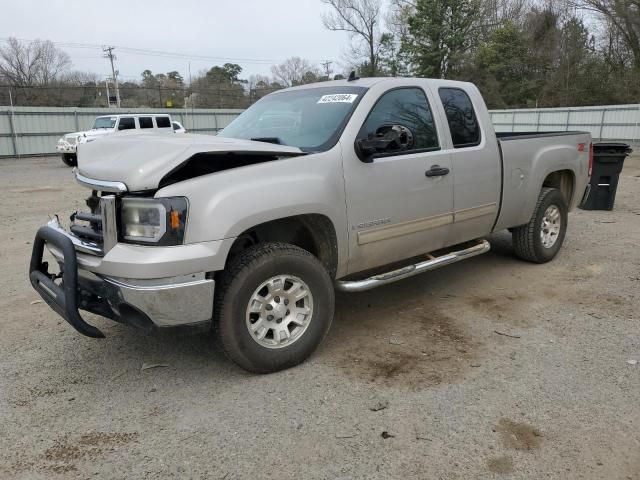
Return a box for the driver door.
[341,86,454,275]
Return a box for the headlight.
[120,197,188,246]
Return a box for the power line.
[0,37,280,65]
[0,83,280,98]
[0,37,330,89]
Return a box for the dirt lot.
[1,153,639,479]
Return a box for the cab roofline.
[269,77,476,94]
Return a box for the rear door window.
[117,117,135,130]
[155,116,171,128]
[438,88,481,148]
[139,117,153,129]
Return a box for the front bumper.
[57,143,77,154]
[29,225,215,337]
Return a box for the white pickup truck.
[31,77,592,373]
[56,114,180,167]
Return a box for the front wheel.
[214,242,335,373]
[61,153,77,167]
[512,187,568,263]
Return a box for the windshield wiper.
[250,137,285,145]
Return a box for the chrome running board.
[335,239,490,293]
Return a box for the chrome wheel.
[540,205,561,248]
[245,275,314,349]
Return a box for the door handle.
[425,165,450,177]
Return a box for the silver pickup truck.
[30,77,592,373]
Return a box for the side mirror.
[355,124,414,162]
[355,137,378,163]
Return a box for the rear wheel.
[214,242,334,373]
[512,187,568,263]
[61,153,77,167]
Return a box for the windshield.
[92,117,117,129]
[219,86,368,152]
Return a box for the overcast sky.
[4,0,352,82]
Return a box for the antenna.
[347,71,360,82]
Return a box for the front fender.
[157,149,349,272]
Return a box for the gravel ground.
[1,153,639,479]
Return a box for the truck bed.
[493,131,591,232]
[496,131,589,140]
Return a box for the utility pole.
[103,46,121,108]
[321,60,333,80]
[105,80,111,108]
[187,61,194,130]
[8,89,19,158]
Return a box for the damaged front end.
[30,223,107,338]
[29,179,215,338]
[29,188,119,337]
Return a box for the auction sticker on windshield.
[317,94,359,104]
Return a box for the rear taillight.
[588,142,594,177]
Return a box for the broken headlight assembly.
[120,197,188,246]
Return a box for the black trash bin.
[580,142,633,211]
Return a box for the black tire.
[214,242,335,373]
[512,187,568,263]
[61,153,77,167]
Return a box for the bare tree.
[321,0,385,76]
[0,37,71,86]
[247,74,282,101]
[387,0,413,39]
[247,74,273,89]
[485,0,534,26]
[573,0,640,67]
[61,70,99,86]
[270,57,320,86]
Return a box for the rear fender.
[495,136,588,231]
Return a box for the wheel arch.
[494,139,585,231]
[224,214,340,279]
[542,169,575,207]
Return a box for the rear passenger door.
[437,87,501,244]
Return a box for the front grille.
[69,194,118,255]
[70,211,104,244]
[65,135,78,145]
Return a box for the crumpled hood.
[76,133,304,191]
